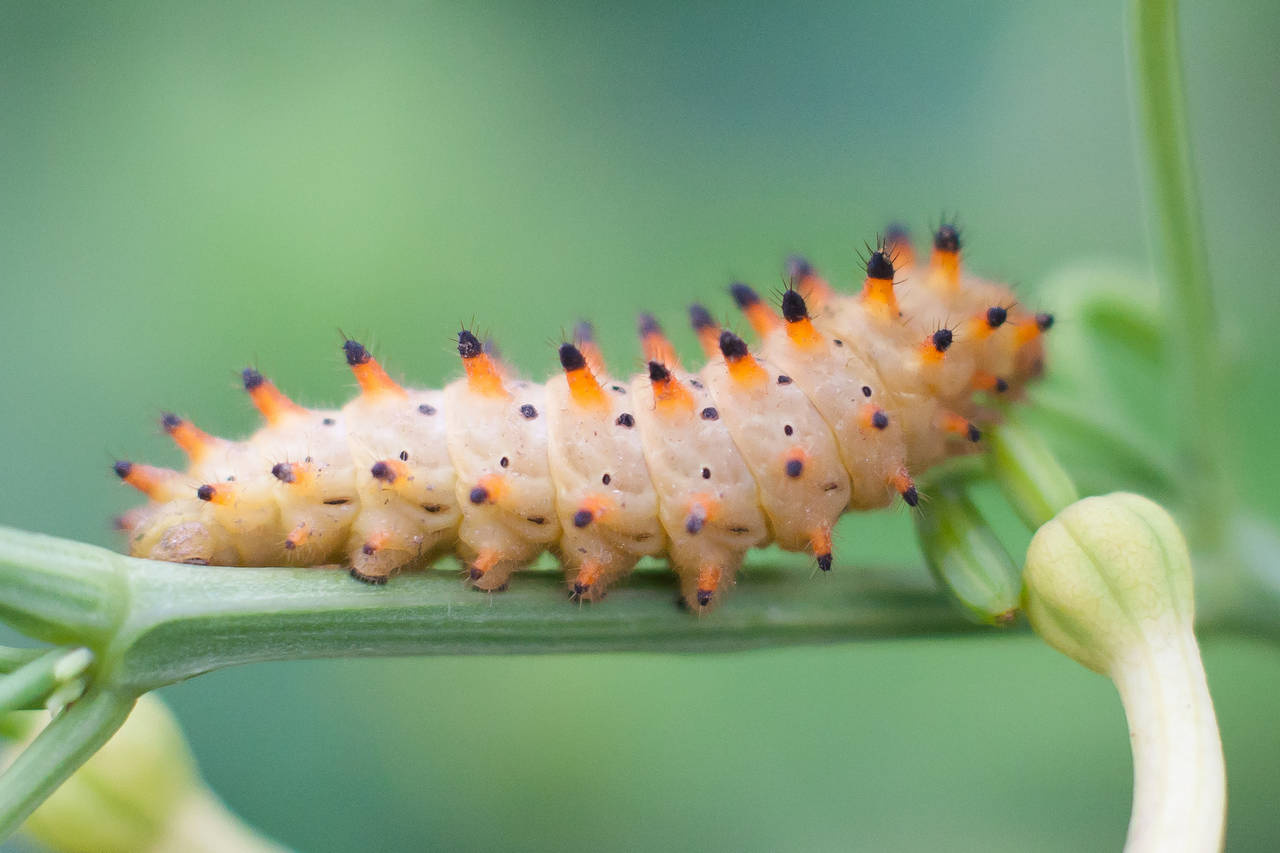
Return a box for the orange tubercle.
[458,331,509,398]
[343,340,406,398]
[285,522,310,551]
[648,362,695,414]
[242,369,308,425]
[730,283,782,337]
[718,331,768,388]
[940,411,981,443]
[469,473,510,507]
[113,461,183,501]
[195,482,235,506]
[639,314,680,369]
[161,414,217,462]
[860,277,899,322]
[470,547,501,580]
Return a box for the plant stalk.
[1127,0,1229,544]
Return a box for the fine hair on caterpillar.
[113,223,1051,611]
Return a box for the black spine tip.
[1036,312,1055,331]
[689,303,715,331]
[816,553,833,572]
[638,313,662,337]
[370,461,394,482]
[112,460,133,479]
[901,485,919,507]
[343,339,370,366]
[469,486,489,505]
[785,255,813,280]
[572,509,594,528]
[196,484,215,502]
[780,289,808,323]
[933,224,961,253]
[242,367,265,390]
[729,282,759,308]
[932,328,954,352]
[866,250,895,281]
[695,589,713,607]
[361,543,377,556]
[559,343,587,372]
[468,566,485,580]
[718,330,749,361]
[994,377,1009,393]
[967,424,982,443]
[648,361,670,382]
[885,223,911,245]
[161,413,182,431]
[785,458,804,478]
[871,410,890,430]
[986,306,1008,328]
[284,539,296,550]
[457,330,483,359]
[572,581,588,597]
[271,462,294,483]
[685,513,705,535]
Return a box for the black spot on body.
[520,404,538,419]
[399,450,409,462]
[418,404,436,416]
[323,498,350,505]
[322,417,336,426]
[616,413,635,428]
[701,407,718,421]
[499,456,509,468]
[469,486,489,504]
[611,384,625,394]
[862,385,873,397]
[701,467,711,479]
[370,461,393,482]
[573,509,593,528]
[785,459,804,478]
[602,473,611,485]
[777,375,792,385]
[689,379,703,390]
[784,424,793,436]
[423,504,443,513]
[872,411,889,430]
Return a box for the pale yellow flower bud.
[1023,493,1224,853]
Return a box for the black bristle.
[718,330,749,361]
[866,250,895,281]
[559,343,587,372]
[729,282,760,308]
[781,289,808,323]
[343,340,370,366]
[457,330,483,359]
[648,361,670,382]
[242,368,265,390]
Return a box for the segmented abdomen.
[115,226,1050,610]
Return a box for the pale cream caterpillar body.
[114,226,1051,611]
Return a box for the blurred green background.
[2,1,1278,850]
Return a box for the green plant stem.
[0,687,136,840]
[0,649,82,716]
[987,420,1080,529]
[1128,0,1229,545]
[0,648,45,676]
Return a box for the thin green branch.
[0,648,90,716]
[1127,0,1229,544]
[0,687,136,840]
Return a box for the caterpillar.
[112,224,1051,611]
